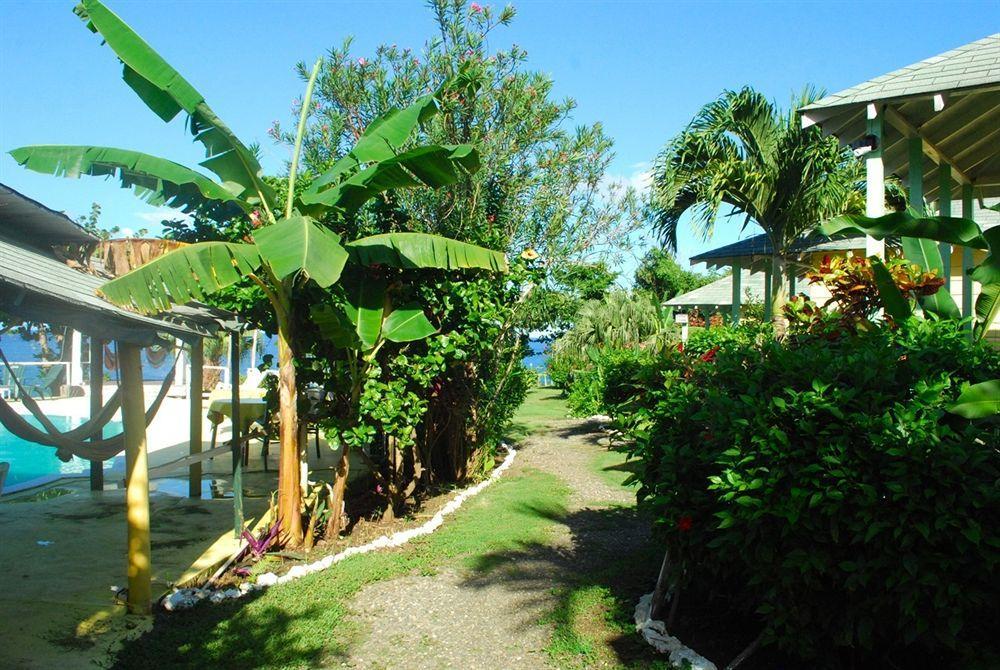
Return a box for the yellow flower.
[520,248,539,261]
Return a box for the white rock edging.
[634,592,717,670]
[163,444,518,612]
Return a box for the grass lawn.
[506,386,569,442]
[112,468,571,669]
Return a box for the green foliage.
[613,319,1000,665]
[633,248,719,300]
[524,261,618,333]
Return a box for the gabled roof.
[798,34,1000,200]
[664,269,765,308]
[802,34,1000,111]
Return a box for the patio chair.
[26,364,65,399]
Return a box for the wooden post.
[230,331,243,536]
[89,336,104,491]
[865,104,885,257]
[961,184,975,322]
[730,261,741,325]
[763,266,773,321]
[908,137,924,213]
[189,339,203,498]
[938,164,952,293]
[119,342,152,616]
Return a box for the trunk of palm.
[770,255,789,337]
[276,315,304,547]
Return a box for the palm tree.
[648,87,863,330]
[9,0,506,546]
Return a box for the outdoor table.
[207,389,269,464]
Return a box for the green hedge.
[613,320,1000,666]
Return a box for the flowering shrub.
[615,319,1000,665]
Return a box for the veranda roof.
[664,269,765,308]
[0,184,235,344]
[800,33,1000,200]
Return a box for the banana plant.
[311,277,438,532]
[9,0,506,547]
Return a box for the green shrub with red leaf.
[613,318,1000,666]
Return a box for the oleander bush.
[615,318,1000,666]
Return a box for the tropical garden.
[4,0,999,668]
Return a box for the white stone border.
[634,592,717,670]
[163,444,518,611]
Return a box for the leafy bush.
[617,319,1000,665]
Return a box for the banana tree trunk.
[326,375,360,537]
[276,314,304,547]
[770,255,789,337]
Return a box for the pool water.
[0,415,123,491]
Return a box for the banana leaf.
[311,304,360,349]
[947,380,1000,419]
[900,237,960,319]
[821,210,988,250]
[972,228,1000,341]
[300,145,479,213]
[98,242,261,314]
[345,233,508,272]
[253,216,349,288]
[307,95,439,191]
[8,145,246,220]
[382,304,437,343]
[340,277,388,351]
[74,0,275,207]
[870,258,913,323]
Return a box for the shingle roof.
[664,269,765,308]
[802,34,1000,111]
[0,183,96,248]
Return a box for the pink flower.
[357,57,367,66]
[470,2,482,12]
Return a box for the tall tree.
[10,0,504,546]
[634,247,719,300]
[648,87,863,328]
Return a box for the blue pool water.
[0,415,123,490]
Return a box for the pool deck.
[0,385,350,669]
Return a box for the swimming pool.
[0,415,123,492]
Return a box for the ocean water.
[523,339,549,371]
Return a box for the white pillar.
[865,103,885,257]
[937,164,952,294]
[961,185,975,320]
[69,330,83,386]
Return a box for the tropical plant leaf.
[307,95,439,192]
[382,304,438,343]
[300,145,479,214]
[821,210,988,250]
[870,257,913,323]
[971,228,1000,341]
[8,145,247,220]
[74,0,275,208]
[253,215,349,288]
[346,233,507,272]
[900,236,960,319]
[947,380,1000,419]
[98,242,261,314]
[311,304,360,349]
[341,277,388,350]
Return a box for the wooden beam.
[938,164,953,293]
[230,331,243,537]
[88,337,103,492]
[189,340,203,499]
[884,106,973,185]
[865,104,886,257]
[731,260,741,325]
[962,184,975,322]
[909,137,925,212]
[119,342,152,616]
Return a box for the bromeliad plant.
[9,0,506,546]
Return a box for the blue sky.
[1,0,995,281]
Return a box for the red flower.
[699,346,721,363]
[677,515,693,532]
[676,342,684,353]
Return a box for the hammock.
[0,346,177,462]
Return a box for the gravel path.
[343,418,649,669]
